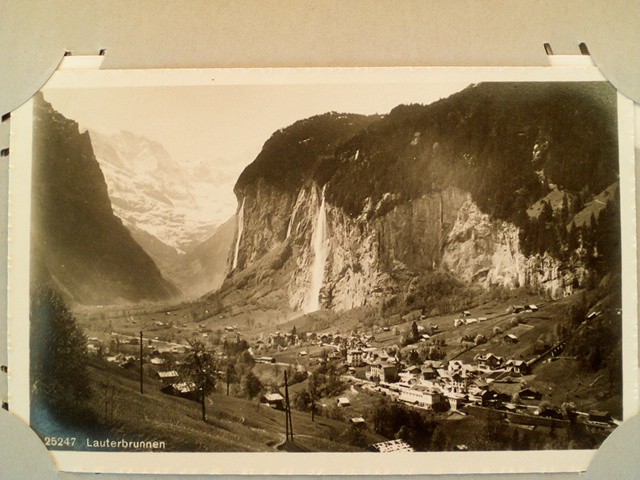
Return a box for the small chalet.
[161,382,199,401]
[488,381,521,402]
[121,357,138,370]
[504,334,519,343]
[475,353,504,370]
[366,363,398,383]
[537,407,563,420]
[425,360,444,369]
[518,388,543,401]
[337,397,351,407]
[257,356,276,364]
[504,359,530,374]
[467,387,492,406]
[448,360,465,372]
[420,366,437,380]
[156,370,179,381]
[350,417,366,426]
[261,393,285,410]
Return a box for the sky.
[43,81,469,180]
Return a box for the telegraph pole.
[139,330,144,394]
[284,371,289,441]
[309,373,316,422]
[284,371,294,441]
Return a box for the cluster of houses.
[347,349,542,413]
[257,329,378,352]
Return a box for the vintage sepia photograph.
[7,67,637,474]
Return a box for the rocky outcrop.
[442,196,587,299]
[524,253,588,299]
[442,198,526,288]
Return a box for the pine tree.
[411,321,419,342]
[30,286,92,424]
[241,371,263,399]
[567,222,579,251]
[560,193,570,223]
[539,200,553,223]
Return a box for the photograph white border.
[7,65,638,475]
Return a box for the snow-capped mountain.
[88,129,239,253]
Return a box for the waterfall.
[232,197,245,270]
[303,186,328,313]
[286,189,306,239]
[286,214,295,239]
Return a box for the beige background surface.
[1,1,638,479]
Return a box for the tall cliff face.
[442,197,527,287]
[219,82,619,314]
[230,180,294,272]
[31,93,180,305]
[441,196,589,299]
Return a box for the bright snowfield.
[89,129,241,252]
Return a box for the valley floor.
[66,287,622,452]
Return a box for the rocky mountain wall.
[442,196,586,299]
[232,180,590,313]
[219,82,617,314]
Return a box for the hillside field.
[34,360,386,452]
